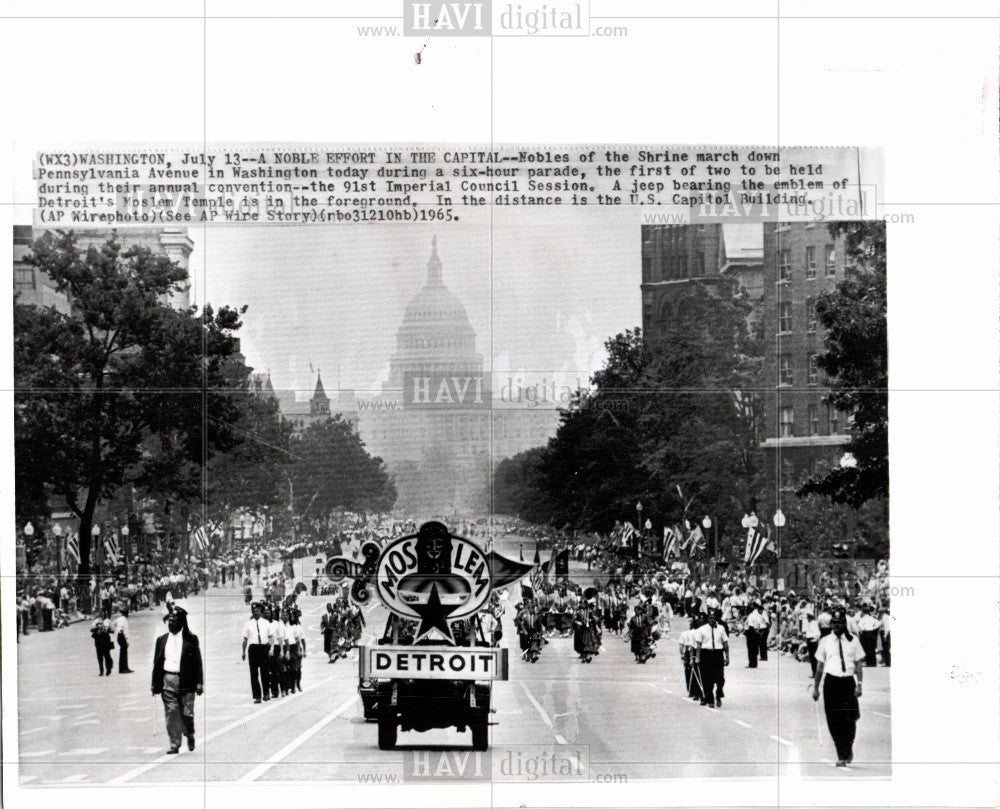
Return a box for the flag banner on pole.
[191,524,209,552]
[620,522,635,548]
[103,532,120,566]
[66,533,81,564]
[744,525,769,566]
[663,526,678,560]
[677,524,693,551]
[686,525,706,555]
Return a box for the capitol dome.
[386,237,483,390]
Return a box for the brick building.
[761,223,852,493]
[640,223,764,342]
[14,225,193,311]
[640,221,853,497]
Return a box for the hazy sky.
[194,207,641,399]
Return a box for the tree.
[494,447,552,524]
[288,416,396,523]
[204,392,291,525]
[636,286,765,522]
[800,222,888,507]
[494,286,767,534]
[15,231,251,576]
[538,329,652,531]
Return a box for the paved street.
[15,537,890,786]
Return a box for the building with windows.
[761,223,851,492]
[640,221,852,496]
[14,226,193,312]
[357,237,558,516]
[640,223,764,342]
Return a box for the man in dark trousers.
[812,608,865,767]
[695,608,729,708]
[241,602,273,702]
[151,606,203,754]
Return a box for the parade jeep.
[354,521,510,750]
[360,642,507,750]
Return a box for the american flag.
[103,532,121,566]
[619,522,635,548]
[686,525,706,555]
[66,533,80,564]
[192,524,209,552]
[663,526,679,560]
[744,524,769,566]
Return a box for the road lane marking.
[734,720,752,728]
[236,695,358,783]
[20,726,50,735]
[19,775,38,783]
[109,674,337,785]
[59,774,91,783]
[61,748,109,755]
[519,682,568,745]
[871,711,891,718]
[770,735,793,747]
[72,720,100,726]
[20,750,55,758]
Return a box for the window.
[806,298,818,331]
[827,405,839,435]
[808,405,820,436]
[779,356,794,386]
[14,266,34,287]
[779,407,794,437]
[778,301,793,333]
[781,459,796,488]
[779,249,792,281]
[825,244,836,276]
[808,354,820,385]
[804,246,817,279]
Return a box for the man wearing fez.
[151,606,203,754]
[812,607,865,767]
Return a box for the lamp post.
[772,508,786,586]
[121,522,130,571]
[92,523,101,578]
[740,512,759,573]
[20,522,33,576]
[52,523,64,579]
[703,515,716,584]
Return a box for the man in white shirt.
[679,615,704,702]
[879,607,892,667]
[812,609,865,766]
[803,612,821,676]
[695,609,729,707]
[151,607,203,754]
[744,603,767,668]
[857,604,881,667]
[241,602,274,703]
[113,607,134,673]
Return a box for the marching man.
[812,608,865,767]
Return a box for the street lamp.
[772,509,786,580]
[702,515,717,585]
[840,452,858,469]
[23,521,34,537]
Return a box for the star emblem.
[412,582,459,644]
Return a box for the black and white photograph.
[12,196,890,785]
[2,4,999,809]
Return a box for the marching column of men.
[241,601,306,703]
